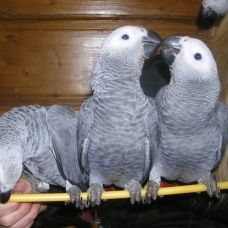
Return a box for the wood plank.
[0,0,202,20]
[0,30,100,96]
[0,19,210,34]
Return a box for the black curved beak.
[0,190,12,203]
[160,36,182,66]
[200,5,217,20]
[142,30,162,58]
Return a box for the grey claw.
[91,201,96,207]
[65,201,70,206]
[125,180,142,204]
[67,185,82,208]
[79,197,84,209]
[145,180,160,203]
[215,187,221,198]
[141,197,147,204]
[88,183,104,207]
[84,194,90,208]
[198,174,218,197]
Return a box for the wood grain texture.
[0,0,216,115]
[0,0,202,20]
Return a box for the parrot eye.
[121,34,129,40]
[194,53,202,60]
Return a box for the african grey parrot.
[0,105,88,206]
[201,0,228,18]
[145,36,228,202]
[77,26,161,206]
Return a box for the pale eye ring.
[122,34,129,40]
[194,53,202,60]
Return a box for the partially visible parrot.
[77,26,161,206]
[0,104,88,206]
[146,36,228,202]
[201,0,228,18]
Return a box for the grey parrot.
[201,0,228,18]
[77,26,161,206]
[0,104,88,206]
[146,36,228,202]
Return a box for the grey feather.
[77,97,93,175]
[46,105,89,192]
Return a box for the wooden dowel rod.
[6,182,228,203]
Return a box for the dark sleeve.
[98,193,228,228]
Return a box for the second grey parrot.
[0,105,88,206]
[146,36,228,202]
[77,26,161,206]
[201,0,228,18]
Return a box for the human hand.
[0,177,47,228]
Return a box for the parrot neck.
[91,56,144,94]
[159,74,220,133]
[170,71,220,103]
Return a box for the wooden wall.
[0,0,215,115]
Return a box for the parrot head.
[99,25,162,64]
[201,0,228,19]
[159,35,218,79]
[91,26,162,89]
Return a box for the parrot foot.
[21,171,50,193]
[125,180,142,204]
[36,182,50,193]
[145,180,160,203]
[67,185,84,208]
[88,183,104,207]
[198,173,219,197]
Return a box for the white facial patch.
[106,26,147,50]
[176,37,217,76]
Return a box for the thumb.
[13,178,33,194]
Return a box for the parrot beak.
[0,190,12,203]
[200,5,217,20]
[160,36,182,66]
[142,30,162,58]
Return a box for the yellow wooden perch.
[6,182,228,203]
